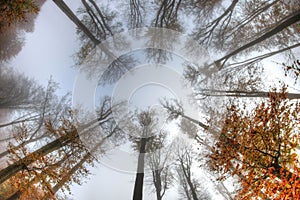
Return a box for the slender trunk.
[0,118,36,128]
[180,162,198,200]
[198,90,300,99]
[133,137,147,200]
[53,0,118,58]
[153,170,162,200]
[214,10,300,69]
[0,131,77,184]
[226,42,300,69]
[0,134,48,160]
[52,0,100,45]
[181,114,208,130]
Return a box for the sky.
[10,0,81,96]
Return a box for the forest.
[0,0,300,199]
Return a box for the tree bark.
[214,10,300,69]
[0,130,77,184]
[153,170,162,200]
[52,0,100,45]
[133,137,147,200]
[197,89,300,99]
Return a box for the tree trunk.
[227,42,300,68]
[181,114,208,130]
[197,89,300,99]
[53,0,118,59]
[180,161,198,200]
[133,137,147,200]
[215,10,300,69]
[154,170,162,200]
[0,131,77,184]
[52,0,100,45]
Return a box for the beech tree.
[0,0,39,32]
[0,0,46,62]
[131,111,156,200]
[175,141,211,200]
[0,65,44,110]
[208,87,300,199]
[0,96,118,199]
[146,133,173,200]
[0,70,71,160]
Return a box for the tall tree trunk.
[52,0,100,45]
[180,114,208,130]
[214,10,300,69]
[153,170,162,200]
[197,89,300,99]
[226,42,300,69]
[52,0,117,59]
[0,131,77,184]
[133,137,147,200]
[0,134,48,160]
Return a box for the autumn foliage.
[0,114,90,199]
[0,0,39,32]
[208,87,300,199]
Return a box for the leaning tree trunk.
[52,0,117,58]
[0,130,77,184]
[214,10,300,69]
[52,0,100,45]
[197,90,300,99]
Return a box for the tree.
[194,88,300,100]
[146,133,173,200]
[0,0,46,62]
[0,96,118,199]
[153,0,183,30]
[0,0,39,32]
[0,65,44,110]
[208,87,300,199]
[53,0,100,46]
[213,9,300,69]
[129,0,144,28]
[184,1,300,84]
[0,71,71,160]
[131,111,156,200]
[175,141,210,200]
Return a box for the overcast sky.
[10,0,80,96]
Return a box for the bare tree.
[0,65,44,110]
[153,0,182,30]
[0,96,115,186]
[175,142,210,200]
[146,133,173,200]
[129,0,144,28]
